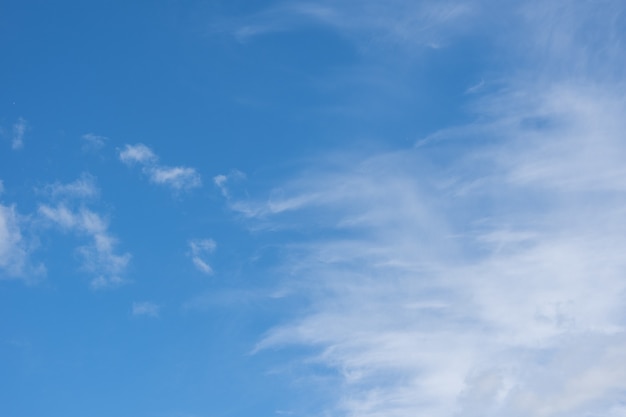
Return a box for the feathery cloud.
[227,1,626,416]
[151,166,202,190]
[81,133,107,152]
[188,238,216,275]
[11,118,27,150]
[37,175,130,289]
[213,170,246,200]
[40,173,99,200]
[218,0,477,51]
[132,301,160,318]
[119,143,202,191]
[38,203,131,289]
[0,204,30,278]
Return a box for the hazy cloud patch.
[119,143,202,191]
[11,118,27,150]
[81,133,108,153]
[37,176,130,289]
[188,238,216,275]
[132,301,160,318]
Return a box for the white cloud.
[0,204,29,277]
[37,175,130,289]
[188,238,216,275]
[81,133,107,152]
[220,0,476,50]
[213,170,246,199]
[0,202,44,280]
[251,130,626,416]
[40,173,99,200]
[119,143,202,191]
[11,117,27,150]
[149,166,201,190]
[132,301,160,318]
[119,143,158,165]
[233,1,626,416]
[38,203,131,289]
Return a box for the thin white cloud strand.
[238,2,626,416]
[221,0,477,50]
[188,238,216,275]
[0,195,45,280]
[0,204,29,278]
[119,143,202,191]
[213,170,246,198]
[132,301,160,318]
[11,117,27,150]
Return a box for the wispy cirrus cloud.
[0,203,44,280]
[37,176,130,289]
[249,99,626,416]
[0,179,45,281]
[188,238,216,275]
[39,173,99,200]
[217,0,477,50]
[220,1,626,416]
[11,117,27,150]
[119,143,202,191]
[81,133,108,153]
[132,301,160,318]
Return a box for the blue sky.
[2,1,626,416]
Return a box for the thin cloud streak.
[119,143,202,191]
[188,238,216,275]
[11,117,27,150]
[0,203,44,279]
[219,0,478,50]
[132,301,160,318]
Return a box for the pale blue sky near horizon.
[2,1,626,417]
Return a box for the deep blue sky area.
[3,1,626,417]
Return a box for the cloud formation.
[81,133,108,152]
[40,173,99,200]
[219,0,476,50]
[188,238,216,275]
[12,117,27,150]
[224,1,626,416]
[0,204,34,278]
[119,143,201,191]
[37,176,130,289]
[132,301,160,318]
[0,182,45,280]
